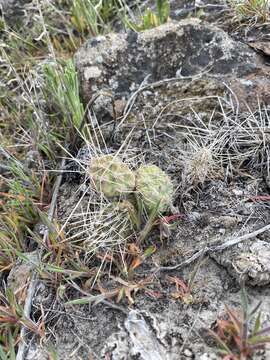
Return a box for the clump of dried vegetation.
[229,0,269,24]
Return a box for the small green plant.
[124,0,170,31]
[88,156,174,243]
[43,59,84,131]
[209,287,270,359]
[71,0,104,36]
[0,289,42,355]
[70,0,124,36]
[229,0,269,22]
[89,157,174,213]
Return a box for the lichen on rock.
[75,18,269,119]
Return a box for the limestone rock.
[75,19,269,117]
[211,240,270,286]
[0,0,31,22]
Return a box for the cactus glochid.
[136,164,174,213]
[89,155,135,198]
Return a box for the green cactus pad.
[136,164,174,213]
[89,155,135,198]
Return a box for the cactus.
[89,155,135,198]
[82,201,136,254]
[136,164,173,213]
[107,200,136,239]
[116,199,140,230]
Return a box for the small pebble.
[184,348,193,357]
[231,188,244,196]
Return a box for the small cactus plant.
[82,201,136,254]
[107,200,136,239]
[89,155,135,198]
[136,164,174,213]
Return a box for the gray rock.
[211,240,270,286]
[75,19,269,119]
[0,0,30,21]
[0,0,15,12]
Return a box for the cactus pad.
[136,164,173,213]
[89,155,135,198]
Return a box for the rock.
[211,240,270,286]
[0,0,31,23]
[183,348,193,357]
[0,0,15,13]
[24,150,41,170]
[171,0,228,22]
[26,346,48,360]
[132,0,228,22]
[75,19,269,119]
[124,310,167,360]
[199,353,219,360]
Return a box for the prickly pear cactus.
[83,201,136,254]
[106,200,136,240]
[89,155,135,198]
[136,164,174,213]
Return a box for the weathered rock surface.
[75,19,269,117]
[0,0,31,22]
[211,240,270,286]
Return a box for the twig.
[15,278,38,360]
[210,223,270,252]
[99,299,129,315]
[156,248,207,272]
[68,281,129,315]
[156,223,270,272]
[16,157,66,360]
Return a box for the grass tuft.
[229,0,269,24]
[210,286,270,359]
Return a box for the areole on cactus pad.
[89,155,136,198]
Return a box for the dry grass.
[229,0,269,23]
[0,0,143,353]
[179,101,270,191]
